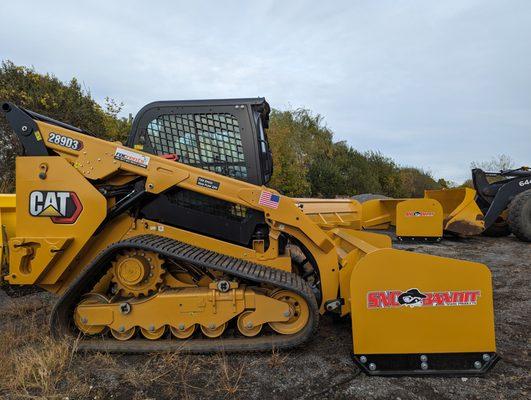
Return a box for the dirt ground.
[0,234,529,399]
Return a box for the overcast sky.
[1,0,530,182]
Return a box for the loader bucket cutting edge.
[425,188,484,236]
[348,248,497,375]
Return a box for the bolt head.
[420,354,428,362]
[81,317,88,324]
[21,125,28,132]
[217,280,230,292]
[120,303,131,314]
[368,363,377,371]
[359,356,367,363]
[283,311,291,318]
[474,361,482,369]
[178,324,185,331]
[119,326,125,333]
[149,325,155,332]
[482,354,491,362]
[209,323,216,330]
[421,362,429,370]
[246,322,254,329]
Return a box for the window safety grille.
[146,113,248,179]
[166,189,248,221]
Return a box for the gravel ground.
[0,235,529,399]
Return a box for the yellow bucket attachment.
[395,199,443,239]
[361,188,484,238]
[362,198,444,239]
[348,247,497,375]
[360,199,399,230]
[295,198,362,230]
[425,188,484,236]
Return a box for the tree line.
[266,108,443,197]
[0,60,443,197]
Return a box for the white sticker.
[114,147,150,168]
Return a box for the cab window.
[146,113,248,179]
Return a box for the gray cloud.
[1,0,530,182]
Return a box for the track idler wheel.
[74,293,109,335]
[268,290,310,335]
[237,311,263,337]
[170,324,196,339]
[200,322,227,338]
[141,326,166,340]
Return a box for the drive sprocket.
[111,250,164,297]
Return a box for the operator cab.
[126,98,273,186]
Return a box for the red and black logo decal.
[29,191,83,224]
[367,288,481,309]
[405,211,435,217]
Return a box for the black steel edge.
[396,236,442,242]
[352,352,499,377]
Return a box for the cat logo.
[29,191,83,224]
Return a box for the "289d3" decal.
[48,132,83,151]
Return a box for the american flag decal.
[258,191,280,209]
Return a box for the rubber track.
[50,234,319,353]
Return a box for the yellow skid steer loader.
[0,100,497,375]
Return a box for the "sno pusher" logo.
[29,191,83,224]
[367,288,481,309]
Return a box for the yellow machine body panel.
[5,157,106,285]
[0,194,17,267]
[350,248,495,354]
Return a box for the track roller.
[111,327,136,341]
[170,324,196,339]
[237,311,263,337]
[201,323,227,338]
[141,326,166,340]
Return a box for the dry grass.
[268,347,288,368]
[214,351,246,398]
[0,293,254,399]
[0,296,93,399]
